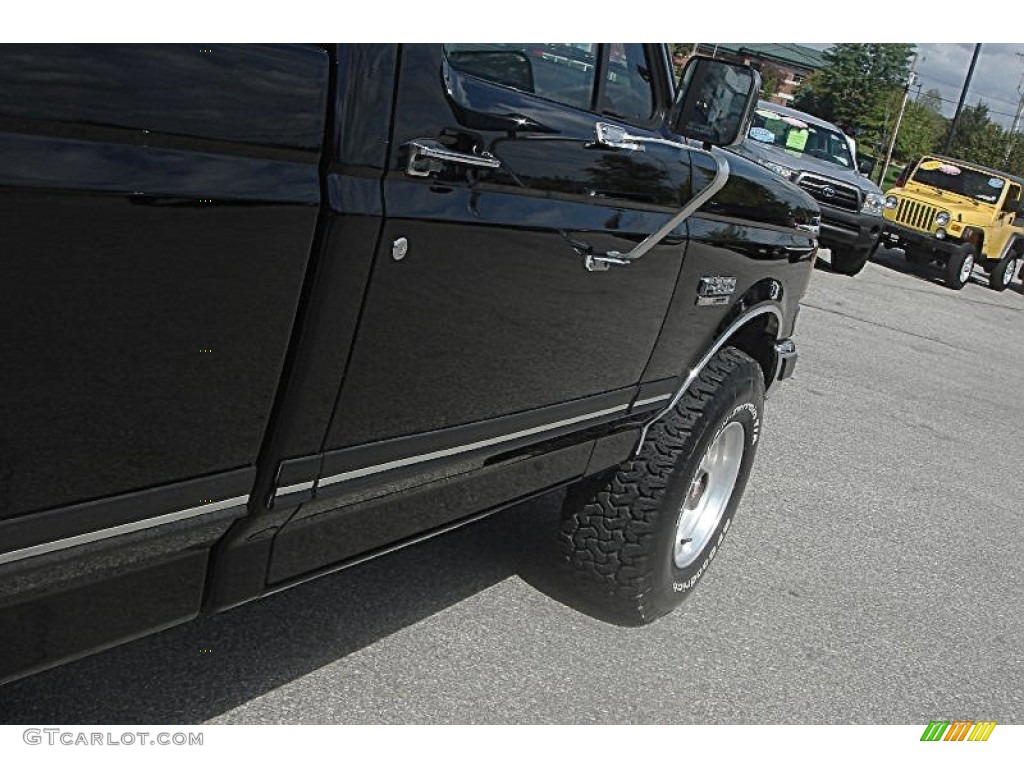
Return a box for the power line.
[917,76,1020,108]
[924,95,1020,120]
[916,91,1021,120]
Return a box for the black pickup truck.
[0,44,818,684]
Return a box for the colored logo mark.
[920,720,997,742]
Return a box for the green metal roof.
[703,44,826,71]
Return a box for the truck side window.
[443,43,660,127]
[444,44,598,112]
[598,43,656,126]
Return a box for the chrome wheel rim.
[1005,259,1018,286]
[674,421,745,569]
[960,254,974,283]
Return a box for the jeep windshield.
[910,159,1006,204]
[747,108,853,169]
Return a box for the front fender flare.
[635,301,785,453]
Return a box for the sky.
[912,44,1024,129]
[808,43,1024,130]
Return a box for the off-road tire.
[945,243,976,290]
[989,254,1018,292]
[830,247,870,276]
[558,347,764,626]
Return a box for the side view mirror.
[671,56,760,147]
[1003,198,1022,215]
[858,156,876,177]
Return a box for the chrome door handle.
[593,121,690,152]
[405,138,501,178]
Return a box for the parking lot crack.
[800,302,968,351]
[858,278,1024,315]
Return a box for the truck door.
[320,44,692,477]
[0,45,328,543]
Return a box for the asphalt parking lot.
[1,247,1022,725]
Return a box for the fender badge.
[697,276,737,306]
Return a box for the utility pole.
[1003,52,1024,165]
[944,43,982,155]
[879,57,918,186]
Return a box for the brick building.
[690,44,826,105]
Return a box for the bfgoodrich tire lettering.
[558,347,764,625]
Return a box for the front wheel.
[830,247,871,276]
[944,243,976,290]
[989,254,1019,292]
[558,347,764,625]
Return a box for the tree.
[669,43,692,80]
[758,63,785,101]
[918,88,944,115]
[949,102,1006,167]
[793,44,916,141]
[791,71,826,116]
[894,97,944,163]
[1006,129,1024,173]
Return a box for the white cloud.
[806,43,1024,129]
[915,44,1024,128]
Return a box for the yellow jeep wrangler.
[879,155,1024,290]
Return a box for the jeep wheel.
[830,247,870,276]
[989,254,1019,292]
[558,347,763,625]
[944,243,976,290]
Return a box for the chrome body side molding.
[631,393,673,410]
[0,495,250,567]
[276,480,315,497]
[318,400,633,489]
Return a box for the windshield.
[747,108,853,169]
[910,159,1007,204]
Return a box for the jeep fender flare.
[996,232,1024,261]
[960,227,985,253]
